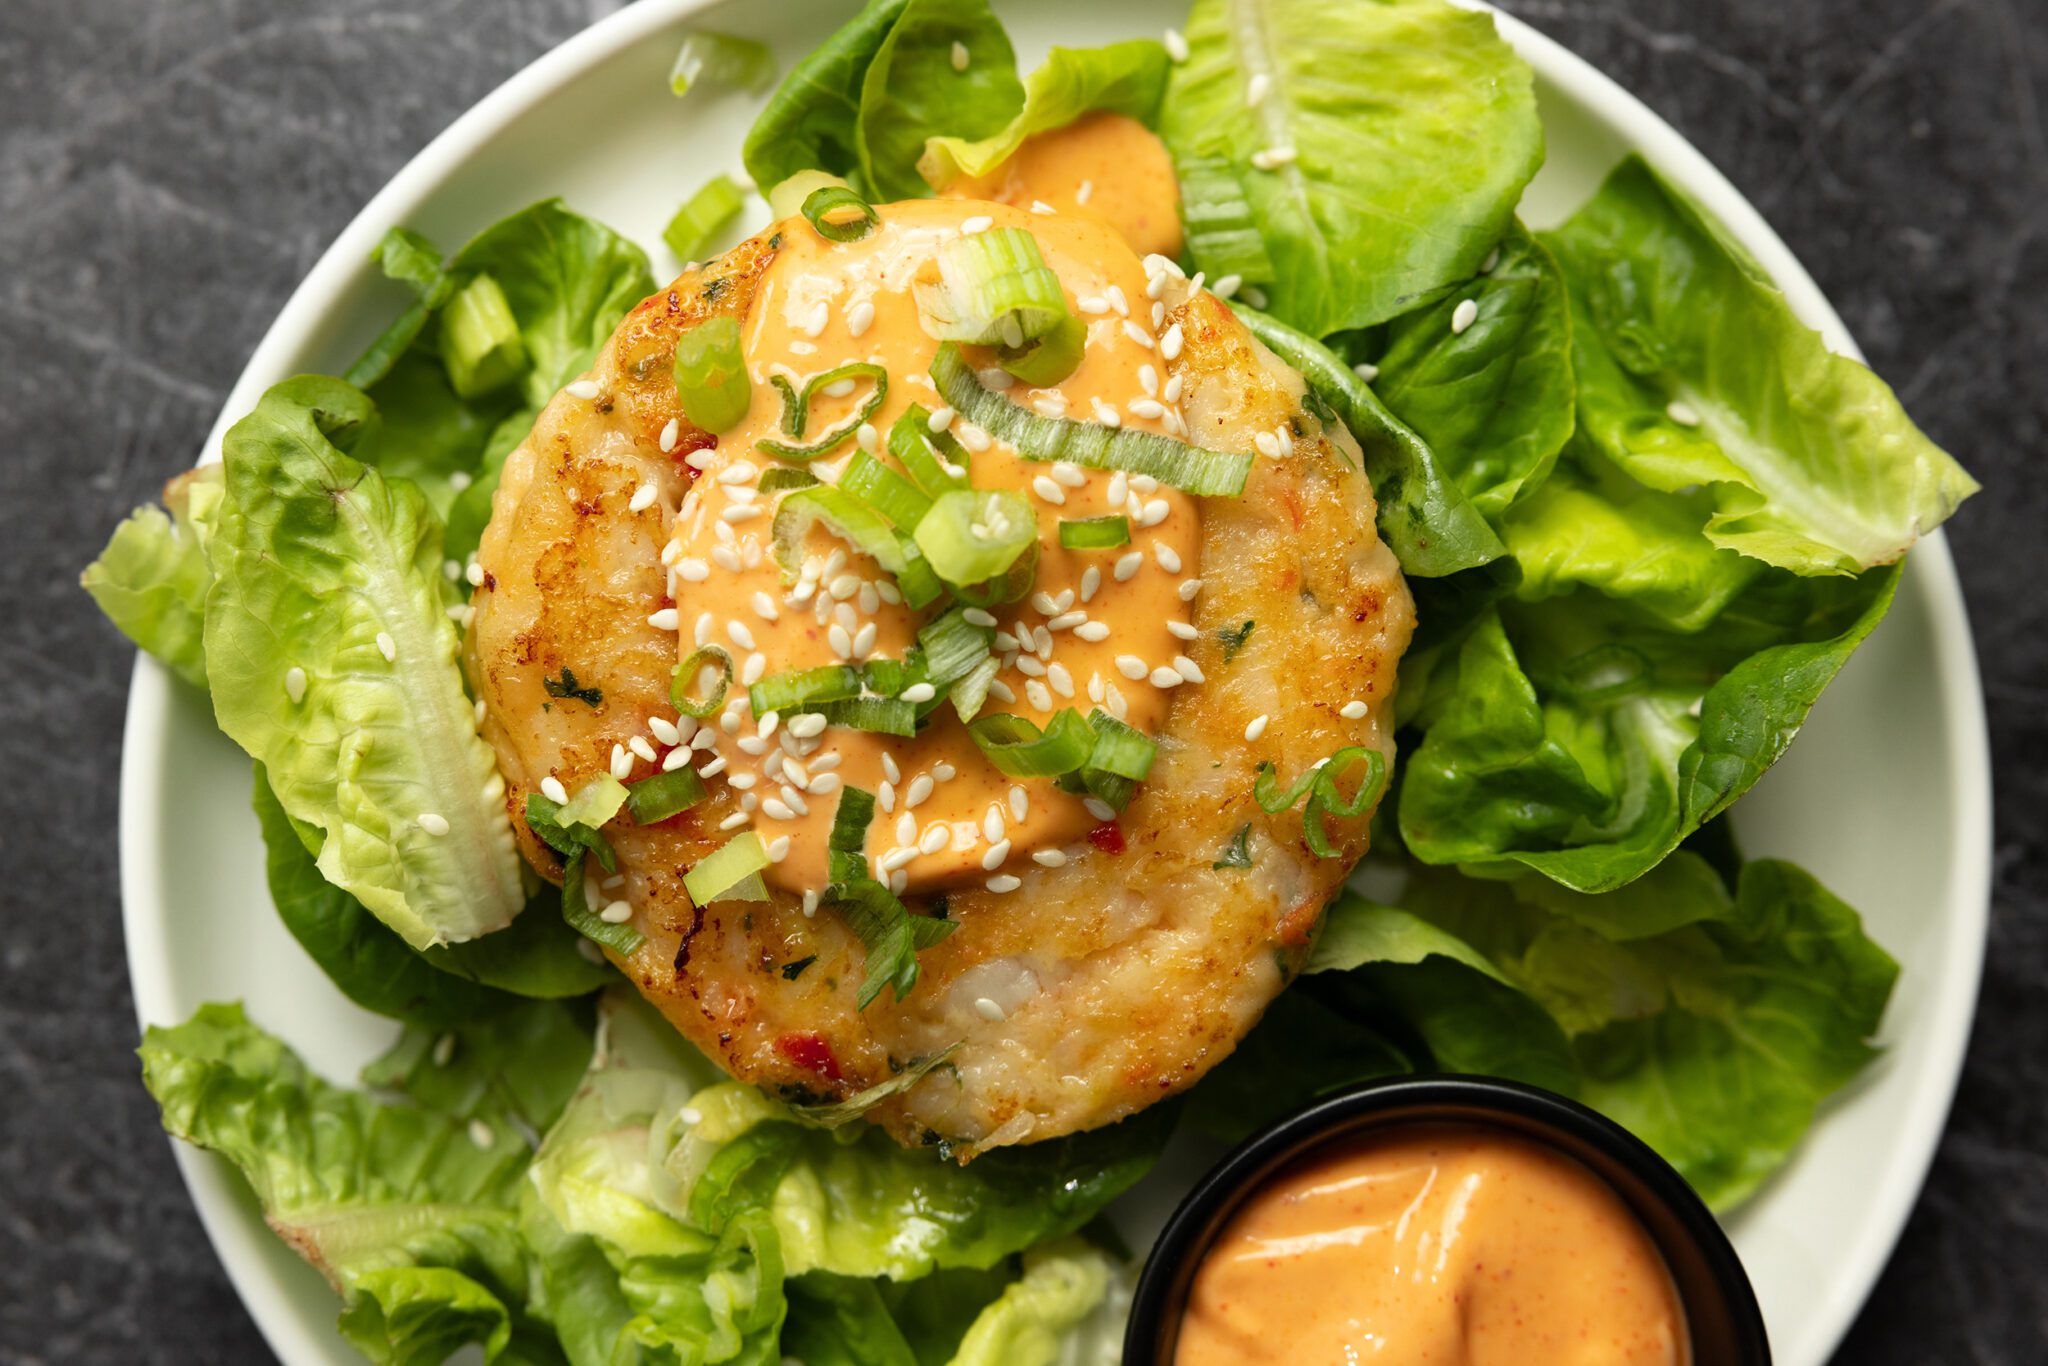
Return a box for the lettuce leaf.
[138,1001,592,1364]
[668,1077,1169,1282]
[945,1241,1124,1366]
[205,375,526,949]
[81,465,223,688]
[1160,0,1543,334]
[1370,221,1575,520]
[1543,156,1976,576]
[918,41,1170,189]
[1398,561,1898,891]
[856,0,1022,201]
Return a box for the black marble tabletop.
[2,0,2042,1361]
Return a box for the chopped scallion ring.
[1253,745,1388,858]
[915,227,1070,348]
[757,363,888,461]
[967,708,1096,778]
[663,174,747,261]
[841,452,934,530]
[806,697,917,737]
[670,645,734,718]
[826,786,877,884]
[802,185,879,243]
[947,654,1002,723]
[673,316,751,433]
[683,831,771,903]
[758,467,819,493]
[888,405,972,492]
[914,488,1037,587]
[998,313,1086,386]
[1058,515,1130,549]
[950,537,1038,609]
[931,343,1253,495]
[440,273,528,400]
[749,665,862,716]
[830,876,954,1008]
[771,486,941,608]
[916,606,994,687]
[626,768,709,825]
[561,848,644,953]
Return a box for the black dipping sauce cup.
[1123,1075,1771,1366]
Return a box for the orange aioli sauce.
[1177,1126,1691,1366]
[948,111,1184,260]
[661,196,1200,900]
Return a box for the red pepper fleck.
[1087,821,1126,854]
[775,1031,842,1081]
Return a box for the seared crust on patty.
[467,232,1413,1152]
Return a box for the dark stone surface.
[0,0,2040,1361]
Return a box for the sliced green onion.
[948,654,1002,723]
[558,774,629,829]
[768,170,851,222]
[915,489,1038,587]
[683,831,772,904]
[773,486,914,580]
[757,363,888,461]
[827,786,877,884]
[673,316,751,434]
[802,185,879,243]
[1254,746,1388,859]
[669,31,777,96]
[917,606,993,687]
[808,697,917,737]
[439,273,528,400]
[626,768,709,824]
[664,174,747,261]
[931,344,1253,496]
[1083,710,1157,781]
[841,452,934,530]
[670,645,734,718]
[830,877,954,1008]
[561,848,644,954]
[860,652,926,699]
[1058,515,1130,549]
[524,794,617,874]
[758,467,819,494]
[888,405,971,492]
[914,227,1069,348]
[749,664,861,716]
[998,313,1086,387]
[770,374,803,435]
[951,538,1038,609]
[967,709,1096,778]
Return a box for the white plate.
[118,2,1992,1362]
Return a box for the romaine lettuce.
[1543,157,1977,576]
[206,375,526,949]
[918,41,1171,189]
[139,1001,592,1364]
[1161,0,1543,334]
[80,464,223,688]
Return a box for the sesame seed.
[742,652,767,685]
[1032,475,1067,505]
[1163,26,1189,60]
[878,780,896,812]
[540,776,568,804]
[1247,72,1271,107]
[1080,567,1102,604]
[1115,654,1149,680]
[882,753,902,784]
[788,713,828,739]
[1451,298,1479,334]
[678,558,711,582]
[720,503,762,523]
[1340,700,1370,720]
[629,737,658,765]
[644,607,678,632]
[657,417,681,453]
[880,846,918,873]
[960,213,993,233]
[1667,399,1703,427]
[1077,179,1094,205]
[283,666,307,702]
[1353,361,1380,384]
[1244,714,1270,742]
[1153,300,1166,328]
[963,607,998,627]
[1050,461,1088,488]
[373,631,396,663]
[762,834,792,863]
[416,812,450,837]
[928,406,955,432]
[1084,796,1117,821]
[736,736,768,757]
[599,898,633,924]
[1016,655,1047,678]
[727,621,756,651]
[950,39,970,70]
[717,809,749,832]
[1140,498,1171,527]
[981,839,1012,870]
[1154,543,1183,573]
[974,996,1007,1021]
[1106,284,1128,316]
[1078,295,1110,315]
[1129,397,1166,420]
[628,482,658,513]
[1249,145,1298,171]
[934,761,958,781]
[763,798,797,821]
[986,874,1022,893]
[1174,655,1207,683]
[1031,848,1067,868]
[758,710,781,738]
[1026,679,1053,711]
[1031,199,1057,215]
[469,1119,497,1149]
[1164,373,1185,402]
[1150,666,1183,688]
[1112,552,1143,582]
[956,421,992,452]
[988,680,1016,703]
[649,717,682,746]
[1047,611,1087,633]
[905,775,935,809]
[1074,620,1111,643]
[801,888,821,918]
[1481,245,1503,273]
[920,825,951,855]
[902,682,937,703]
[846,298,876,337]
[565,379,600,400]
[1179,578,1203,601]
[1121,319,1154,349]
[810,772,842,795]
[609,744,632,780]
[852,622,877,657]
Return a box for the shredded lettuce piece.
[918,40,1170,187]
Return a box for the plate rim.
[115,2,1993,1362]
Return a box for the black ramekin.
[1123,1075,1770,1365]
